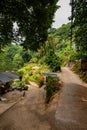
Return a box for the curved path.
[0,83,57,130]
[55,67,87,130]
[0,67,87,130]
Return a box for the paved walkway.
[55,67,87,130]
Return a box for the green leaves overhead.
[73,0,87,25]
[0,0,59,50]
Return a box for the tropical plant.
[18,63,49,87]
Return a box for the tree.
[0,44,32,71]
[0,0,59,50]
[70,0,87,52]
[73,0,87,26]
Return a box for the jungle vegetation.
[0,0,59,50]
[0,0,87,99]
[0,0,87,80]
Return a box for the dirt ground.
[1,67,87,130]
[0,80,61,130]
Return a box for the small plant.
[46,76,61,103]
[38,75,45,87]
[45,50,61,72]
[39,79,44,87]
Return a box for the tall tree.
[0,0,59,50]
[71,0,87,52]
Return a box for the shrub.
[17,63,50,87]
[45,50,61,72]
[29,57,38,63]
[46,76,60,103]
[38,75,45,87]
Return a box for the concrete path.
[55,67,87,130]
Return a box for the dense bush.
[46,76,61,103]
[45,49,61,72]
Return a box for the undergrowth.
[45,76,61,103]
[72,61,87,83]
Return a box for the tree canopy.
[0,0,59,50]
[70,0,87,52]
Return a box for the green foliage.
[0,44,32,71]
[71,0,87,53]
[50,23,71,40]
[73,61,81,73]
[0,50,14,71]
[72,61,87,83]
[21,50,32,63]
[47,24,74,66]
[18,63,49,87]
[70,50,81,61]
[74,24,87,52]
[73,0,87,26]
[36,35,62,71]
[13,53,23,68]
[29,57,38,63]
[48,23,83,66]
[45,49,61,71]
[0,0,59,50]
[46,76,60,103]
[38,78,44,87]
